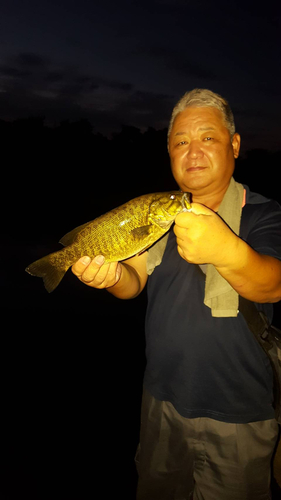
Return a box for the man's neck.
[192,183,230,212]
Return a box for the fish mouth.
[181,192,191,210]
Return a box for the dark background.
[1,1,281,498]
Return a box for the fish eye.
[170,194,176,200]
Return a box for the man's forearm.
[215,238,281,303]
[107,261,146,300]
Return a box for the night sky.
[0,0,280,152]
[1,2,281,499]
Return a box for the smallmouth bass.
[25,191,191,292]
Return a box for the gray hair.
[167,88,236,146]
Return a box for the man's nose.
[186,141,203,158]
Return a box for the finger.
[81,255,106,283]
[177,244,185,259]
[84,261,121,288]
[100,262,122,287]
[71,256,92,277]
[88,260,113,285]
[175,211,194,227]
[104,261,122,284]
[173,224,186,240]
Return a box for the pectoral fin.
[130,225,153,240]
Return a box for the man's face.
[169,106,240,197]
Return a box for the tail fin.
[25,253,69,293]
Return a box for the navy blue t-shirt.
[144,186,281,423]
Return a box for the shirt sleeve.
[243,200,281,261]
[241,199,281,319]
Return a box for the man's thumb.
[189,203,214,216]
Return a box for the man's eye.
[204,137,213,141]
[177,140,187,146]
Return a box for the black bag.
[239,296,281,424]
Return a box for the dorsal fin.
[59,220,94,246]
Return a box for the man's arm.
[174,203,281,304]
[71,252,148,299]
[215,239,281,303]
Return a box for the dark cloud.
[45,71,66,83]
[0,79,174,138]
[0,51,159,134]
[89,82,100,91]
[153,0,187,4]
[0,53,50,88]
[167,58,217,80]
[0,41,280,152]
[74,75,92,85]
[112,90,174,131]
[106,81,133,91]
[122,90,171,112]
[135,46,217,80]
[0,65,31,78]
[57,82,85,99]
[15,52,48,67]
[0,51,134,102]
[87,76,134,92]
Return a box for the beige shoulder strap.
[146,232,169,275]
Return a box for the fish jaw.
[181,192,191,210]
[148,217,175,230]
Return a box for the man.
[72,89,281,499]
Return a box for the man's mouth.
[186,166,206,172]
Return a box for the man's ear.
[232,133,241,159]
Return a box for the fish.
[25,191,191,292]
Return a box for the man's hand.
[175,203,281,303]
[174,203,238,266]
[72,255,122,289]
